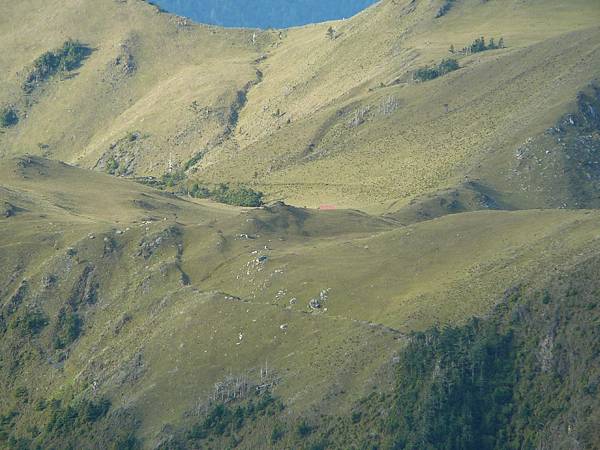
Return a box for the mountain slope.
[1,0,599,213]
[1,1,600,449]
[2,157,600,448]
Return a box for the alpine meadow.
[0,0,599,449]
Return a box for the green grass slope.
[1,0,599,213]
[1,0,600,448]
[2,157,600,448]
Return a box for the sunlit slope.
[1,0,599,213]
[0,0,267,174]
[195,0,600,211]
[0,157,400,440]
[2,157,600,442]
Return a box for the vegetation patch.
[136,169,264,207]
[451,36,506,55]
[52,308,82,350]
[388,319,516,449]
[436,0,456,18]
[23,40,92,93]
[0,107,19,128]
[190,182,264,207]
[10,308,49,338]
[105,157,121,175]
[46,397,111,434]
[190,393,282,441]
[183,151,206,171]
[414,58,460,82]
[161,170,187,188]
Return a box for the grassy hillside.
[2,157,600,448]
[1,0,599,212]
[149,253,600,450]
[1,0,600,449]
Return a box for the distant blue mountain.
[151,0,378,29]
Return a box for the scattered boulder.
[309,298,321,309]
[309,289,331,310]
[41,274,57,289]
[113,313,133,335]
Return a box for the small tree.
[414,66,439,82]
[189,183,211,199]
[105,157,119,175]
[470,36,486,53]
[438,58,459,75]
[0,107,18,128]
[296,420,312,437]
[414,58,459,82]
[326,27,336,40]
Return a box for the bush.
[296,420,312,438]
[24,40,91,93]
[189,183,264,207]
[0,107,18,128]
[414,66,439,82]
[438,58,460,75]
[189,183,211,199]
[52,308,82,349]
[161,170,187,188]
[14,387,28,402]
[184,151,205,171]
[436,0,455,18]
[414,58,459,82]
[106,157,120,175]
[46,397,111,434]
[111,434,142,450]
[211,183,264,207]
[465,36,505,54]
[83,398,111,423]
[11,309,48,337]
